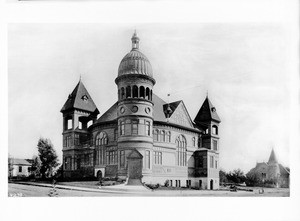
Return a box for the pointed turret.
[268,148,278,164]
[194,96,221,125]
[61,80,99,114]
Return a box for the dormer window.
[81,95,89,102]
[211,107,216,112]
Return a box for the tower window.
[120,121,125,136]
[145,121,151,136]
[132,120,138,135]
[75,134,80,145]
[212,125,218,135]
[192,137,196,147]
[121,87,125,99]
[126,86,131,98]
[146,87,150,100]
[213,140,218,151]
[140,86,145,98]
[133,85,138,98]
[67,119,72,130]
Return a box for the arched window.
[161,130,166,142]
[176,135,187,166]
[150,90,153,101]
[121,87,125,99]
[166,131,171,142]
[140,86,145,98]
[126,86,131,98]
[153,129,159,141]
[133,85,138,98]
[146,87,150,100]
[212,125,218,135]
[95,132,108,146]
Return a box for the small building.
[248,149,289,188]
[8,158,32,177]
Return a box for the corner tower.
[60,79,99,178]
[193,95,221,189]
[115,32,156,180]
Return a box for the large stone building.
[248,149,290,188]
[60,32,221,189]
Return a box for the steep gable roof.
[194,96,221,125]
[164,101,194,128]
[96,102,118,123]
[268,149,278,164]
[61,80,99,114]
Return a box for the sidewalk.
[14,181,151,195]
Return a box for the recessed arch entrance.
[210,179,214,190]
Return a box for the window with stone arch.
[166,131,171,142]
[176,135,187,166]
[95,132,108,146]
[153,129,159,141]
[160,130,166,142]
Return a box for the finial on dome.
[131,30,140,50]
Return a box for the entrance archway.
[97,170,102,180]
[210,179,213,190]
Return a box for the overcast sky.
[8,23,294,172]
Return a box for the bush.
[164,180,169,187]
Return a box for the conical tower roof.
[194,96,221,125]
[268,149,278,164]
[61,80,99,114]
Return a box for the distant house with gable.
[247,149,289,188]
[8,158,32,177]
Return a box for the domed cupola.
[117,31,154,79]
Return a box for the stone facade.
[60,32,222,189]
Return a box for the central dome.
[118,32,153,78]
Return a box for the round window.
[145,107,151,114]
[120,107,125,114]
[132,106,138,113]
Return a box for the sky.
[8,23,294,173]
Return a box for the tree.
[219,169,228,184]
[226,168,246,184]
[31,155,42,178]
[245,170,261,186]
[37,138,59,179]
